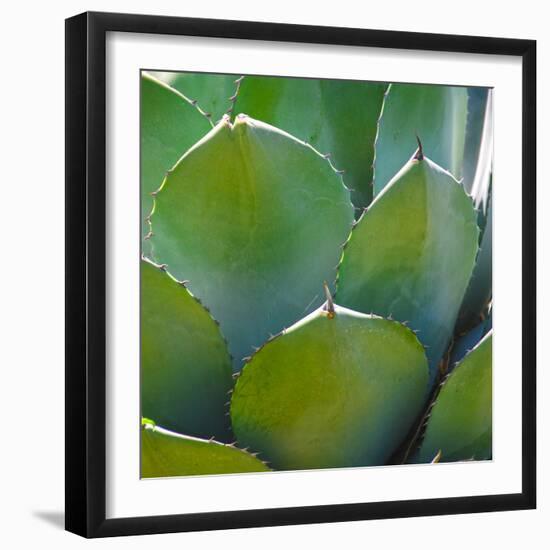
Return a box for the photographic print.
[140,70,493,478]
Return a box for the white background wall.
[0,1,546,547]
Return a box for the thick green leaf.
[141,73,211,241]
[462,88,490,193]
[469,91,493,218]
[141,420,269,478]
[150,115,354,371]
[337,154,479,384]
[416,332,492,463]
[147,71,239,122]
[234,76,386,209]
[231,302,429,470]
[373,83,468,195]
[141,258,233,440]
[456,200,492,332]
[456,92,493,330]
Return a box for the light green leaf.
[416,332,492,462]
[337,153,479,384]
[141,258,233,441]
[456,200,492,332]
[373,83,468,195]
[141,73,211,241]
[141,421,270,478]
[455,91,493,331]
[150,115,354,371]
[231,302,429,470]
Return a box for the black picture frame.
[65,11,537,538]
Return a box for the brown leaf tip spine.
[414,134,424,161]
[323,281,335,319]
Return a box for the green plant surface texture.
[373,83,468,196]
[141,73,212,241]
[416,331,492,463]
[141,420,270,478]
[147,71,239,122]
[150,114,354,372]
[233,76,386,209]
[336,154,479,384]
[230,303,429,470]
[141,258,233,441]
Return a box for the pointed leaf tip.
[414,134,424,161]
[323,281,335,318]
[431,449,442,463]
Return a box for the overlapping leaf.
[234,76,386,208]
[416,332,492,462]
[141,73,212,242]
[373,83,468,195]
[457,91,493,330]
[141,420,269,478]
[231,302,428,470]
[150,115,354,371]
[148,70,238,122]
[141,259,233,440]
[337,152,479,384]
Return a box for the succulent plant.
[139,72,493,477]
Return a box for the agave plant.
[140,71,493,477]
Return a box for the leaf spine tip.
[413,134,424,161]
[323,281,335,318]
[432,450,442,463]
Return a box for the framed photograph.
[65,11,536,538]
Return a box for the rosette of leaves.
[139,72,493,477]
